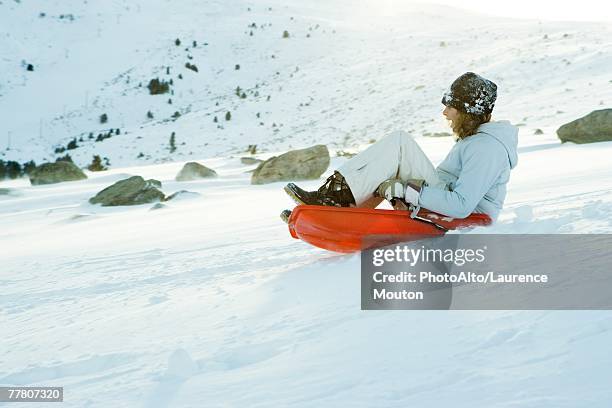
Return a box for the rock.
[89,176,165,206]
[534,128,544,135]
[175,162,217,181]
[240,157,263,165]
[251,145,330,185]
[423,131,452,137]
[150,203,167,211]
[557,109,612,144]
[165,190,200,201]
[29,161,87,185]
[67,214,94,222]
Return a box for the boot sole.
[284,184,307,205]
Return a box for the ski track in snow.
[1,0,612,407]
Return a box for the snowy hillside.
[1,0,612,407]
[2,132,612,407]
[1,0,611,168]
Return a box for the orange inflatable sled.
[286,205,492,253]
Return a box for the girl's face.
[443,105,459,124]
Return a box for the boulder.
[149,203,168,211]
[165,190,201,201]
[240,157,263,165]
[175,162,217,181]
[89,176,165,206]
[557,109,612,144]
[29,161,87,185]
[251,145,330,185]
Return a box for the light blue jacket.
[418,120,519,221]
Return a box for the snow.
[1,0,611,167]
[1,0,612,407]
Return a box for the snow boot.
[284,171,356,207]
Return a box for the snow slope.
[2,131,612,407]
[1,0,612,407]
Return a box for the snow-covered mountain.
[1,0,610,167]
[1,1,612,407]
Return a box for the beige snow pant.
[337,130,446,206]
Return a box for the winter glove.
[405,178,425,205]
[376,178,406,202]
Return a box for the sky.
[414,0,612,22]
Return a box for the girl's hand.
[404,184,420,206]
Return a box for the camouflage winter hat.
[441,72,497,115]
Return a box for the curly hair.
[449,111,492,140]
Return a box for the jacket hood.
[477,120,519,169]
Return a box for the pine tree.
[169,132,177,153]
[147,78,170,95]
[225,111,231,121]
[87,155,107,171]
[23,160,36,175]
[5,161,21,179]
[67,138,78,150]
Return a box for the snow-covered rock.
[175,162,217,181]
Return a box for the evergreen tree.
[169,132,177,153]
[87,155,107,171]
[5,161,21,179]
[147,78,170,95]
[23,160,36,175]
[56,154,73,163]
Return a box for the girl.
[284,72,518,221]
